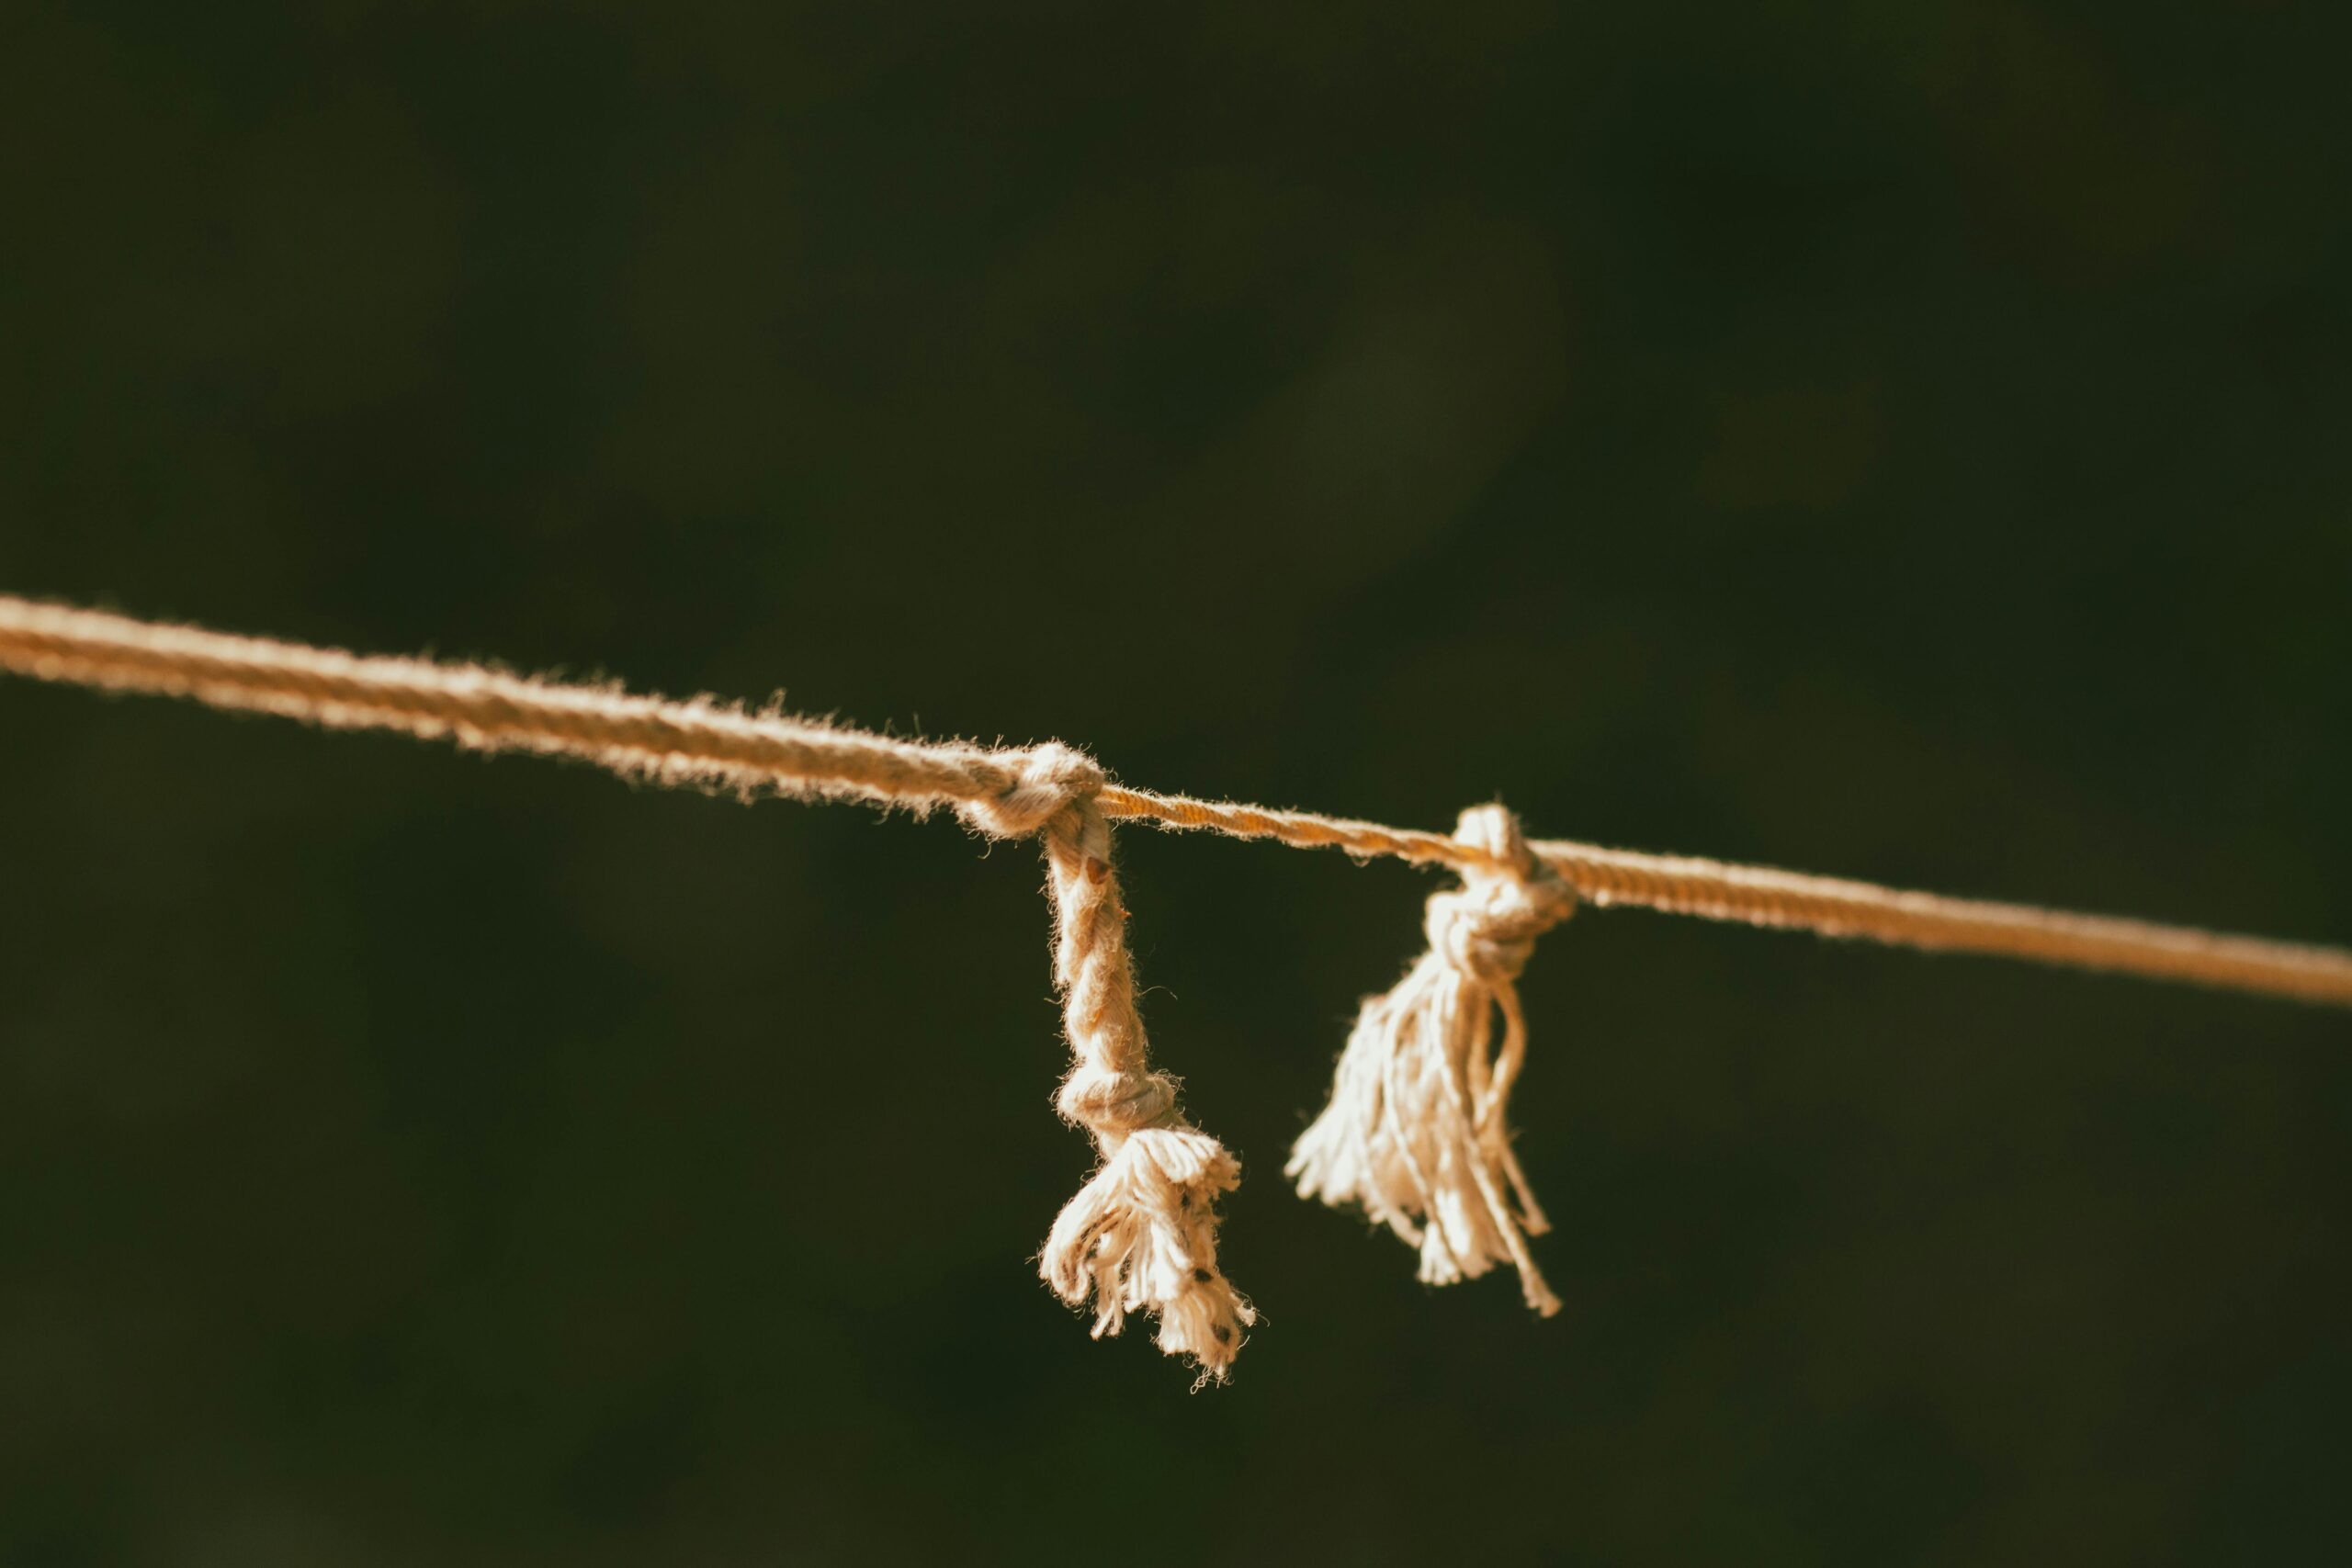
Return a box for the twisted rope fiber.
[7,593,2351,1377]
[4,594,2349,1009]
[1032,785,1253,1381]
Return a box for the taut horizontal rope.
[3,592,2349,1010]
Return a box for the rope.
[1290,805,1578,1316]
[4,592,2342,1010]
[1034,792,1253,1382]
[6,590,2347,1381]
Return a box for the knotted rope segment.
[5,592,2352,1382]
[956,744,1254,1382]
[1291,805,1577,1314]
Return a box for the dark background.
[3,2,2348,1562]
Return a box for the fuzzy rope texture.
[6,592,2352,1380]
[1290,805,1577,1314]
[1034,794,1253,1379]
[952,742,1252,1379]
[5,595,2343,1009]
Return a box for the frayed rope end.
[1287,803,1574,1317]
[1041,1126,1255,1383]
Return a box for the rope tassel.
[965,747,1254,1382]
[1289,804,1576,1314]
[1041,1124,1243,1362]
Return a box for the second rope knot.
[1288,800,1575,1317]
[1426,804,1577,983]
[1057,1065,1180,1133]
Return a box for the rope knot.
[957,741,1104,839]
[1057,1065,1180,1133]
[1424,804,1577,982]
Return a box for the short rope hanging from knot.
[961,743,1255,1381]
[1288,803,1577,1315]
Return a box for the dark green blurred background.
[4,2,2349,1562]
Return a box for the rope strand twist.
[954,742,1254,1379]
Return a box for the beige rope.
[4,592,2348,1010]
[1031,786,1253,1382]
[1289,805,1577,1316]
[5,591,2348,1377]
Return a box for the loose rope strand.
[5,592,2348,1010]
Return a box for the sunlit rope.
[5,590,2347,1380]
[5,592,2342,1009]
